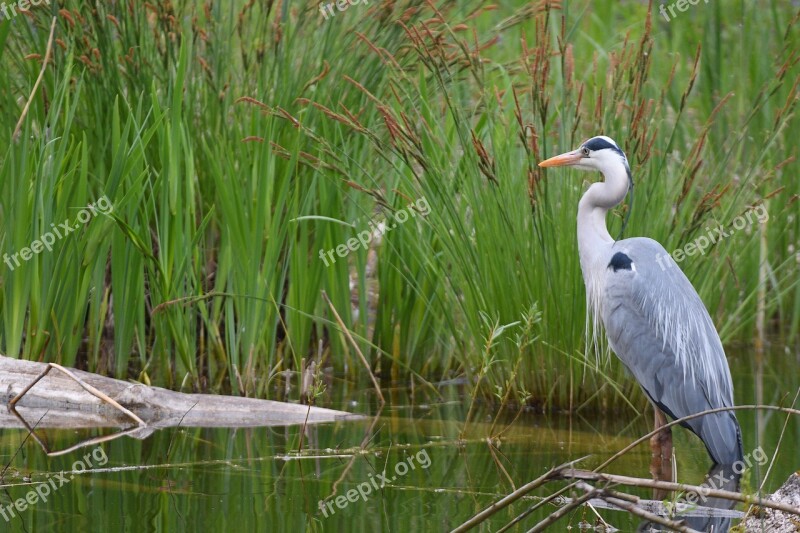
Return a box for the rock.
[740,472,800,532]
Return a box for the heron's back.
[598,237,743,464]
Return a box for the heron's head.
[538,136,629,175]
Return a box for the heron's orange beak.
[538,149,582,167]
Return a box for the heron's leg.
[649,408,674,498]
[656,409,673,478]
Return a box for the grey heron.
[539,136,743,466]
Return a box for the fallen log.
[0,355,362,441]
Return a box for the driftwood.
[0,355,362,453]
[454,464,800,532]
[454,404,800,532]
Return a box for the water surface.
[0,346,796,532]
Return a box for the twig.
[12,16,57,141]
[743,389,799,523]
[525,486,602,533]
[600,491,699,533]
[459,404,800,531]
[759,389,798,492]
[9,363,147,428]
[486,438,516,489]
[557,469,800,518]
[577,482,616,531]
[321,290,384,404]
[557,495,743,518]
[10,412,146,457]
[450,456,590,533]
[329,405,384,499]
[495,482,579,533]
[2,410,48,477]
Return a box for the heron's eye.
[581,147,590,156]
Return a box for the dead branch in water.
[0,355,362,456]
[450,457,589,533]
[453,404,800,532]
[454,463,800,533]
[557,469,800,517]
[9,362,147,429]
[568,481,700,533]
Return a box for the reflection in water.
[638,464,741,532]
[0,342,794,533]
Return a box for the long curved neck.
[577,163,630,262]
[576,153,632,356]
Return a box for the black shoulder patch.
[608,251,633,272]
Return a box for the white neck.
[577,161,630,266]
[574,150,632,361]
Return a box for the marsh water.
[0,345,796,532]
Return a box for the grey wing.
[601,237,742,464]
